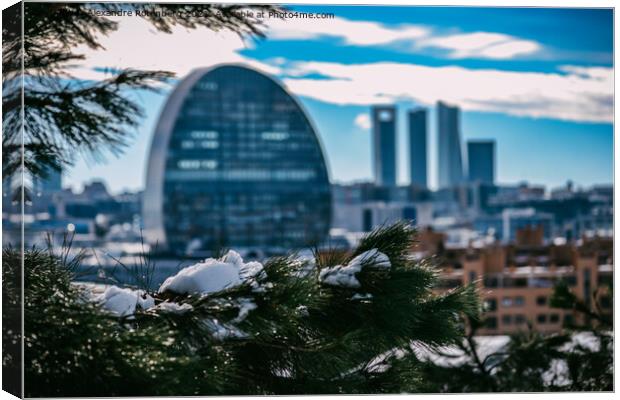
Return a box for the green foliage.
[550,280,612,327]
[4,223,483,396]
[1,245,22,396]
[414,279,614,393]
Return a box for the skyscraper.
[408,108,427,188]
[371,105,397,186]
[467,140,495,184]
[143,64,332,255]
[437,101,464,188]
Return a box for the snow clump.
[232,298,258,323]
[150,301,194,315]
[158,250,265,296]
[318,248,391,288]
[205,319,248,341]
[95,286,155,317]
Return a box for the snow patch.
[95,286,154,317]
[296,305,309,317]
[351,293,373,300]
[350,248,391,269]
[318,248,391,288]
[150,301,194,315]
[205,319,248,341]
[158,250,265,295]
[232,298,258,323]
[291,250,317,278]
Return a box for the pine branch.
[8,222,485,395]
[3,3,284,182]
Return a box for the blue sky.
[66,6,613,193]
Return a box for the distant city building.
[437,101,464,188]
[467,140,495,184]
[474,208,553,244]
[371,105,397,186]
[81,180,111,200]
[429,233,613,335]
[408,108,427,188]
[143,64,331,255]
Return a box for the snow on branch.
[158,250,266,295]
[318,248,391,289]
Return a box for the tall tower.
[467,140,495,184]
[408,108,427,188]
[437,101,464,188]
[371,105,397,187]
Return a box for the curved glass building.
[143,65,331,255]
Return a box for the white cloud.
[280,62,612,123]
[266,17,540,60]
[68,17,611,124]
[70,16,281,81]
[419,32,541,59]
[354,113,371,130]
[266,16,429,46]
[70,15,544,83]
[558,65,612,80]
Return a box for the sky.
[64,5,613,194]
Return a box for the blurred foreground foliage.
[2,222,613,395]
[5,223,485,396]
[414,279,613,392]
[2,2,282,184]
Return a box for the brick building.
[421,228,613,334]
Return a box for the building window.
[503,277,528,288]
[536,296,547,306]
[200,140,219,149]
[484,316,497,329]
[600,296,611,309]
[201,160,218,169]
[484,298,497,312]
[484,276,499,288]
[190,130,218,139]
[514,296,525,307]
[181,140,195,149]
[501,297,513,307]
[515,314,526,324]
[537,314,547,324]
[563,314,574,326]
[378,110,393,121]
[468,271,476,283]
[261,131,290,141]
[178,160,201,170]
[502,315,512,325]
[564,275,577,286]
[549,314,560,324]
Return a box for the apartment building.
[419,227,613,335]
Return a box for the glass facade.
[371,105,397,186]
[144,65,331,255]
[437,101,464,188]
[467,140,495,184]
[408,108,427,188]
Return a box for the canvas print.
[1,2,614,397]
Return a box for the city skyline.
[61,6,612,194]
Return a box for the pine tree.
[3,223,482,396]
[414,280,613,392]
[2,2,280,182]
